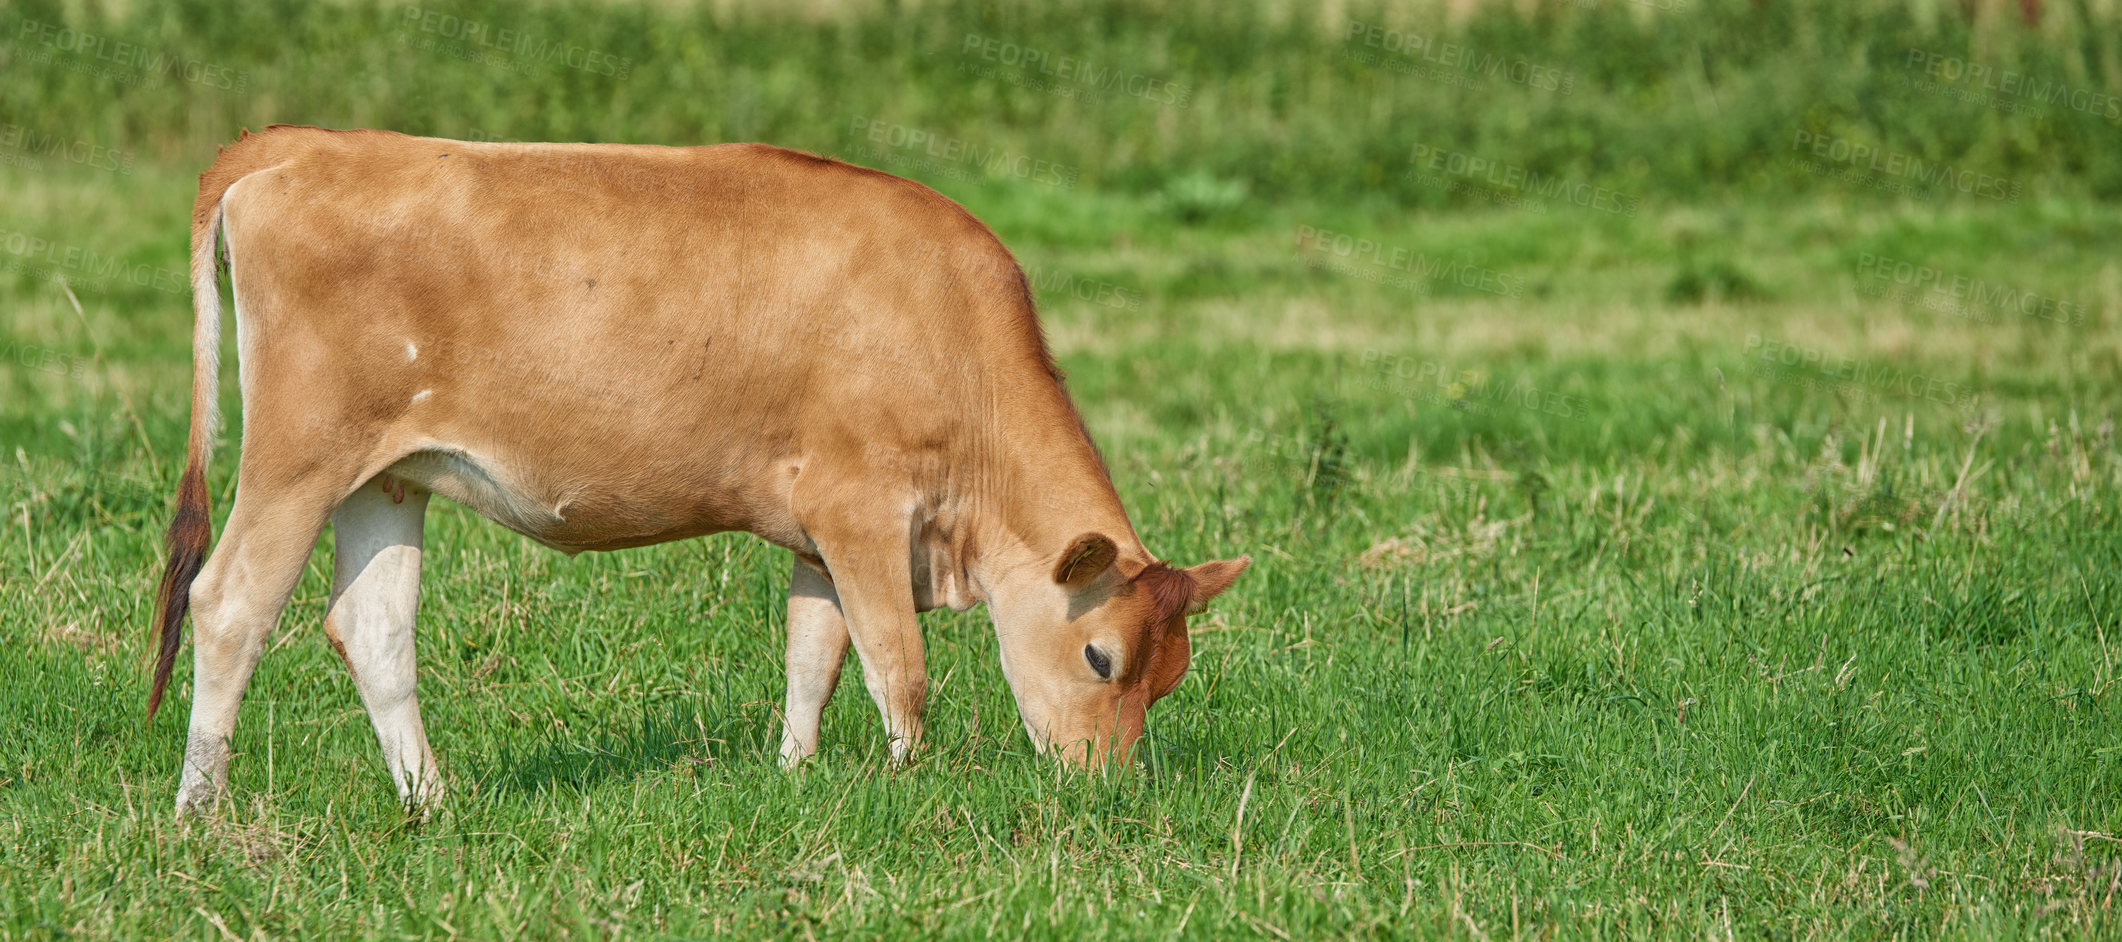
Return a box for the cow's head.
[991,532,1248,768]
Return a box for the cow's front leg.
[796,503,927,765]
[778,557,851,767]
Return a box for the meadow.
[2,0,2120,938]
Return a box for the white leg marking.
[778,559,850,767]
[326,480,442,812]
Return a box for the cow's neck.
[955,376,1147,604]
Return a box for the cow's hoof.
[885,737,921,769]
[172,782,222,818]
[398,780,447,824]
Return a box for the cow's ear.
[1053,533,1119,590]
[1146,620,1192,702]
[1181,555,1250,615]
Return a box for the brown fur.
[147,128,280,721]
[154,125,1248,784]
[1135,562,1199,626]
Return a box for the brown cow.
[151,126,1247,814]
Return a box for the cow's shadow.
[470,701,777,795]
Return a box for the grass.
[4,0,2122,938]
[4,0,2121,205]
[5,155,2119,939]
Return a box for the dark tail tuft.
[155,140,240,721]
[148,464,210,721]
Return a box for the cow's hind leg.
[175,470,342,815]
[325,474,442,812]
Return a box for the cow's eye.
[1084,644,1112,680]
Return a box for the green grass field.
[4,1,2121,939]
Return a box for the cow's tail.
[148,168,234,721]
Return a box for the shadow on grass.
[471,702,777,796]
[1135,707,1253,777]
